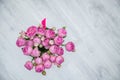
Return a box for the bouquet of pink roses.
[16,18,75,75]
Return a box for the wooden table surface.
[0,0,120,80]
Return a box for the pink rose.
[42,53,50,61]
[24,61,33,70]
[35,64,45,72]
[56,56,64,65]
[44,60,52,69]
[26,26,37,37]
[65,42,75,52]
[35,57,42,65]
[31,48,40,57]
[54,36,64,45]
[49,45,58,54]
[42,38,49,47]
[50,55,56,63]
[58,28,67,37]
[57,47,64,55]
[16,37,26,47]
[45,29,55,38]
[22,46,33,55]
[38,27,46,35]
[26,40,33,46]
[33,37,41,44]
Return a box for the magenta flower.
[65,42,75,52]
[35,64,45,73]
[57,47,64,55]
[45,29,55,38]
[26,26,37,37]
[16,37,26,47]
[41,18,46,29]
[38,27,46,35]
[24,61,33,70]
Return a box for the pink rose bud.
[35,64,45,73]
[31,48,40,57]
[58,28,67,37]
[41,18,46,29]
[26,40,33,46]
[41,36,45,41]
[42,53,50,61]
[49,40,54,45]
[33,37,41,44]
[22,46,33,55]
[24,61,33,70]
[45,29,55,38]
[54,36,64,45]
[57,47,64,55]
[42,38,49,47]
[26,26,37,37]
[35,57,42,65]
[16,37,26,47]
[44,60,52,69]
[50,55,56,63]
[65,42,75,52]
[56,56,64,65]
[38,27,46,35]
[49,45,58,54]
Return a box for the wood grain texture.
[0,0,120,80]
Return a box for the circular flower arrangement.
[16,18,75,75]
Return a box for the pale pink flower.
[42,53,50,61]
[58,28,67,37]
[26,40,33,47]
[54,36,64,45]
[42,38,49,47]
[24,61,33,70]
[49,45,58,54]
[22,46,33,55]
[33,37,41,44]
[49,40,54,45]
[31,48,40,57]
[56,56,64,65]
[35,57,42,65]
[44,60,52,69]
[50,55,56,63]
[16,37,26,47]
